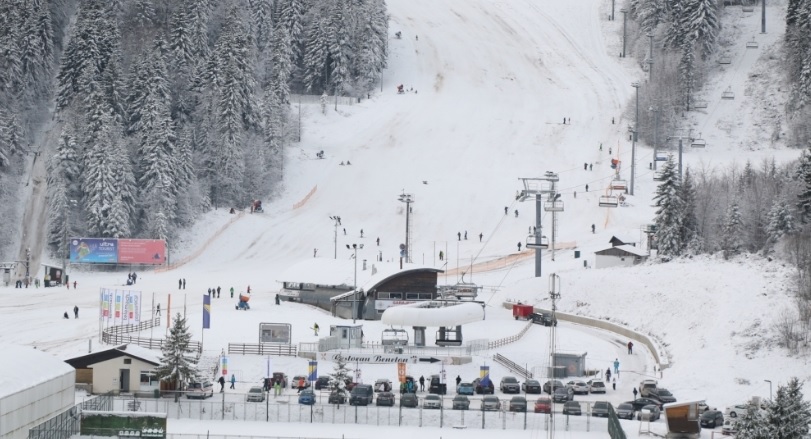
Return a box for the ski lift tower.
[398,192,415,263]
[517,173,559,277]
[548,273,562,439]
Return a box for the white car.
[722,419,738,436]
[566,380,589,395]
[725,402,766,418]
[586,379,606,394]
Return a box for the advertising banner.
[99,288,140,324]
[479,365,491,387]
[203,295,211,329]
[100,289,112,319]
[70,238,118,263]
[308,361,317,382]
[397,363,407,383]
[221,356,228,376]
[118,239,166,265]
[114,290,123,322]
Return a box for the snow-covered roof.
[116,344,162,365]
[330,264,442,301]
[277,258,378,287]
[595,244,648,257]
[0,344,74,399]
[381,301,484,327]
[65,344,161,368]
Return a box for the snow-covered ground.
[2,0,808,438]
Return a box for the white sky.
[0,0,805,438]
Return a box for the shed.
[65,344,161,395]
[0,344,75,439]
[594,244,648,269]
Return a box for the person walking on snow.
[585,184,589,192]
[612,377,617,390]
[439,251,444,261]
[464,231,468,240]
[182,278,186,289]
[217,286,221,298]
[179,279,182,290]
[504,206,508,215]
[591,224,596,234]
[627,341,634,354]
[633,387,638,398]
[313,323,320,336]
[456,375,462,387]
[606,368,611,382]
[274,379,281,396]
[218,376,226,392]
[479,233,483,242]
[74,305,79,318]
[584,163,588,170]
[419,375,425,392]
[230,374,236,389]
[613,358,620,375]
[514,209,519,217]
[457,232,461,241]
[517,242,522,251]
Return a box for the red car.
[534,396,552,413]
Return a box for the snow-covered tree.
[719,200,743,260]
[653,156,684,257]
[156,313,199,401]
[735,404,773,439]
[680,167,700,250]
[302,17,330,92]
[279,0,305,63]
[632,0,669,33]
[678,40,696,110]
[682,0,719,59]
[0,108,24,167]
[328,1,353,93]
[328,353,353,403]
[765,378,811,439]
[797,148,811,223]
[767,197,798,243]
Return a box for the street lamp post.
[62,199,78,283]
[631,82,640,196]
[621,9,628,57]
[346,243,363,323]
[329,216,341,259]
[765,379,772,401]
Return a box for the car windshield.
[702,411,719,419]
[454,396,467,400]
[618,404,633,410]
[592,382,605,387]
[249,388,262,393]
[503,377,517,383]
[565,402,579,407]
[594,402,608,409]
[658,389,672,396]
[426,395,439,400]
[554,388,568,394]
[527,380,539,385]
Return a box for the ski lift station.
[276,259,446,321]
[381,300,485,347]
[594,236,649,268]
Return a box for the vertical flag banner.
[480,365,491,387]
[266,357,272,378]
[122,290,131,325]
[203,294,211,329]
[131,291,141,324]
[308,361,317,382]
[114,290,123,322]
[221,356,228,376]
[100,289,111,319]
[397,363,407,383]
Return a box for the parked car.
[328,391,346,404]
[400,376,417,394]
[638,379,658,397]
[628,398,663,411]
[616,403,635,420]
[429,375,447,395]
[482,395,501,411]
[566,380,589,395]
[374,378,392,392]
[457,382,475,395]
[246,386,265,402]
[400,393,419,408]
[500,376,521,394]
[509,396,527,412]
[298,389,316,405]
[452,395,470,410]
[586,379,606,394]
[272,372,288,388]
[725,401,765,418]
[314,376,331,390]
[291,375,311,389]
[534,396,552,414]
[473,377,495,394]
[698,401,716,413]
[522,379,542,394]
[376,391,395,406]
[349,384,374,406]
[637,404,661,421]
[563,401,582,416]
[591,401,611,417]
[552,386,574,403]
[530,312,557,326]
[700,410,724,428]
[187,381,214,399]
[423,394,442,409]
[543,380,564,394]
[648,388,676,404]
[722,419,738,436]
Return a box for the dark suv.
[314,376,331,390]
[349,384,374,406]
[473,377,494,394]
[500,376,520,394]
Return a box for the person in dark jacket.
[455,375,462,387]
[218,376,226,392]
[419,375,425,392]
[74,305,79,318]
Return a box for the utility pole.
[611,0,615,21]
[346,243,363,323]
[647,33,654,82]
[652,106,660,171]
[761,0,766,34]
[548,273,561,439]
[329,216,341,259]
[631,82,640,196]
[397,192,414,263]
[621,9,628,57]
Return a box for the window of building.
[123,358,132,364]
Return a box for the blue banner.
[480,365,491,386]
[203,294,211,329]
[308,361,317,382]
[70,238,118,264]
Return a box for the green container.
[574,250,581,258]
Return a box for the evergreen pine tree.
[328,353,353,403]
[720,201,743,260]
[766,197,797,242]
[634,0,669,33]
[766,378,811,439]
[279,0,306,63]
[680,167,700,250]
[797,148,811,222]
[156,313,199,401]
[303,17,329,92]
[736,404,773,439]
[678,40,696,110]
[653,156,684,257]
[683,0,720,59]
[328,0,353,93]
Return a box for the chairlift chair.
[691,138,707,148]
[742,5,755,13]
[610,179,628,191]
[598,195,619,208]
[654,153,668,162]
[718,57,732,65]
[526,234,549,249]
[722,87,735,100]
[381,328,409,351]
[543,199,564,212]
[693,100,709,109]
[746,38,758,49]
[653,171,665,181]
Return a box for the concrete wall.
[595,254,637,269]
[90,356,157,394]
[0,370,74,439]
[502,302,668,369]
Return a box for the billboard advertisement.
[70,238,118,263]
[118,239,166,265]
[70,238,166,265]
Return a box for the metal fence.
[291,94,357,106]
[27,393,115,439]
[113,395,606,432]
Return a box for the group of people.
[125,272,137,286]
[63,305,79,319]
[177,278,187,289]
[263,377,285,396]
[208,286,222,298]
[456,231,484,242]
[217,374,236,392]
